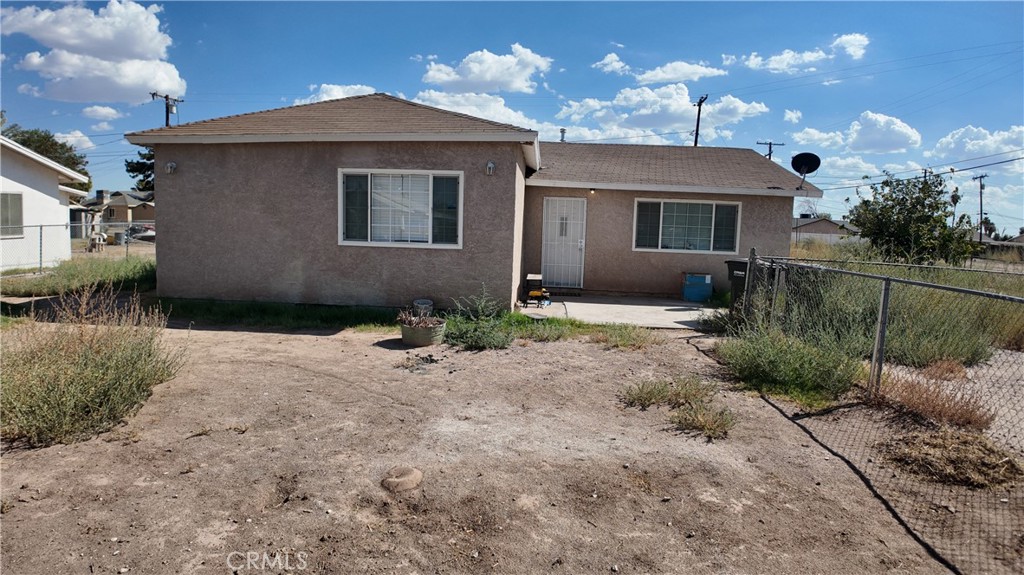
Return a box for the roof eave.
[1,136,90,184]
[125,131,538,145]
[526,179,823,198]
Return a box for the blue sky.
[2,1,1022,235]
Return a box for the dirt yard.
[0,327,946,574]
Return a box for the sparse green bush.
[1,285,185,446]
[443,315,515,350]
[716,329,859,409]
[620,380,672,410]
[621,375,735,440]
[669,402,735,440]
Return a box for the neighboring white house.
[1,136,90,271]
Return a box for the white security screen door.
[541,197,587,288]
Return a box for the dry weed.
[880,375,994,431]
[880,428,1023,488]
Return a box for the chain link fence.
[1,222,156,274]
[737,254,1024,574]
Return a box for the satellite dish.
[791,152,821,190]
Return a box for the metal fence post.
[868,278,892,397]
[38,225,44,273]
[742,247,757,319]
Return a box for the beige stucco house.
[791,215,861,246]
[126,93,820,308]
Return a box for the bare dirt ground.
[1,328,947,574]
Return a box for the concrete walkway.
[522,295,714,329]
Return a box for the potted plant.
[398,308,446,347]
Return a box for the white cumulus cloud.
[556,98,612,124]
[741,33,869,75]
[784,109,803,124]
[422,43,553,93]
[846,111,921,154]
[592,53,631,76]
[831,33,870,59]
[294,84,376,105]
[17,83,41,97]
[721,54,737,66]
[1,0,185,104]
[82,105,123,120]
[793,127,845,148]
[55,129,94,151]
[635,60,727,84]
[743,49,828,74]
[91,121,114,132]
[927,125,1024,176]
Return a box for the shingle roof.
[126,93,536,142]
[792,217,859,232]
[527,142,821,197]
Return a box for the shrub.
[620,380,671,410]
[1,285,185,446]
[669,402,735,440]
[620,375,735,440]
[716,329,859,409]
[443,315,514,350]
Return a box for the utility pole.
[150,92,183,127]
[973,174,988,242]
[756,140,785,160]
[693,94,708,147]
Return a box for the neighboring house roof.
[792,217,859,233]
[526,142,822,198]
[1010,234,1024,244]
[126,93,541,169]
[1,135,90,184]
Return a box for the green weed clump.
[620,376,735,440]
[716,329,859,409]
[1,285,185,447]
[0,256,156,297]
[589,323,665,350]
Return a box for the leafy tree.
[2,118,91,193]
[125,147,155,192]
[980,217,997,239]
[847,171,977,265]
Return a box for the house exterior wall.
[106,203,156,223]
[0,153,72,271]
[793,219,847,235]
[522,186,793,296]
[152,141,526,308]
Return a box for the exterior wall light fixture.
[485,161,496,176]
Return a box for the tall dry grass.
[1,285,185,447]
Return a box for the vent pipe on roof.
[559,128,566,143]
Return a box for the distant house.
[1,136,90,271]
[102,191,156,224]
[791,215,860,245]
[126,93,821,307]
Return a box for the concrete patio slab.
[521,295,717,329]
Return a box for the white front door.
[541,197,587,289]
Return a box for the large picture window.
[339,170,462,248]
[634,199,739,253]
[1,193,24,237]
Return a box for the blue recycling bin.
[682,273,713,302]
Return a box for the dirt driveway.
[1,328,944,574]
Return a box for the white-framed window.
[1,193,23,237]
[338,169,462,248]
[633,199,740,253]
